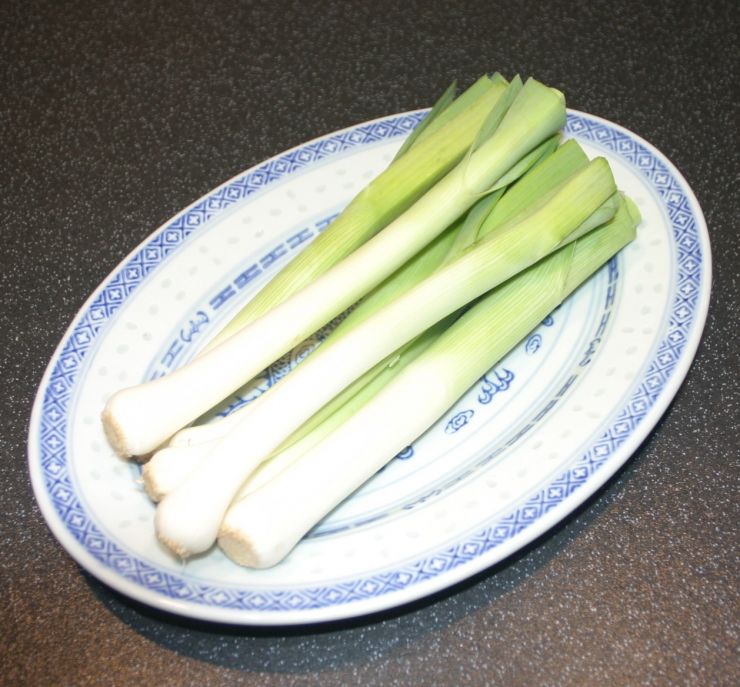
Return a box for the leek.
[219,197,640,568]
[103,77,566,459]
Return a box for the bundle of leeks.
[102,74,640,565]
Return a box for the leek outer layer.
[141,139,578,500]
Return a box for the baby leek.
[103,77,566,459]
[219,197,640,568]
[154,156,616,558]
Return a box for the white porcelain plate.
[28,110,711,625]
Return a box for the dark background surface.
[2,0,738,685]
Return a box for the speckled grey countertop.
[2,0,738,685]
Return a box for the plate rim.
[28,107,712,625]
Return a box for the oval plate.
[28,110,711,625]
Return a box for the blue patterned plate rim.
[28,108,711,625]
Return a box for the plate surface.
[28,110,710,625]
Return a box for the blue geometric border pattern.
[37,111,705,615]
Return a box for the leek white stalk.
[103,77,566,459]
[154,157,616,558]
[218,197,640,568]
